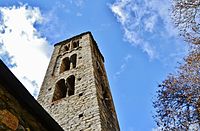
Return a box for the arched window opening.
[64,44,70,51]
[72,40,79,49]
[70,54,77,68]
[52,79,67,102]
[66,75,75,96]
[60,57,70,73]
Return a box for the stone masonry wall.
[37,33,102,130]
[0,84,48,131]
[89,37,120,131]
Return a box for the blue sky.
[0,0,189,130]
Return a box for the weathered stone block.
[0,109,19,130]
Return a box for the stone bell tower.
[37,32,120,131]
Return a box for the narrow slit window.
[70,54,77,68]
[101,84,112,110]
[79,113,83,118]
[66,75,75,96]
[52,79,67,102]
[60,57,70,73]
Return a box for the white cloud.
[110,0,185,61]
[74,0,85,7]
[124,28,141,46]
[152,127,162,131]
[145,0,179,37]
[110,0,160,59]
[0,5,52,97]
[144,15,157,33]
[142,42,158,60]
[111,0,129,25]
[124,28,158,59]
[114,54,132,78]
[124,54,132,61]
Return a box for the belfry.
[37,32,120,131]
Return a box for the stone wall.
[37,32,120,131]
[0,84,48,131]
[90,35,120,130]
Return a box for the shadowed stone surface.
[0,60,64,131]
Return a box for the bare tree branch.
[172,0,200,45]
[154,46,200,130]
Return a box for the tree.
[153,46,200,130]
[171,0,200,45]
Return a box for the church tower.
[37,32,120,131]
